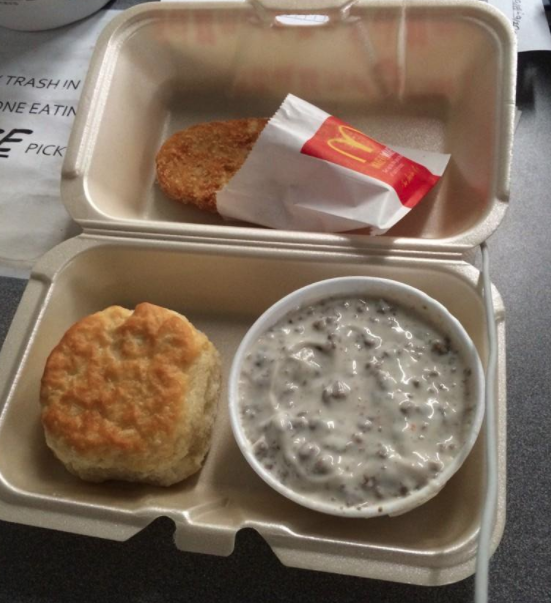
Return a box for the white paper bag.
[217,95,450,234]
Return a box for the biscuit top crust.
[155,118,268,212]
[40,303,202,456]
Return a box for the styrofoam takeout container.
[229,276,486,519]
[0,0,514,586]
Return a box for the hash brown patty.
[156,118,268,213]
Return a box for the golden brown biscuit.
[40,303,221,486]
[155,118,268,213]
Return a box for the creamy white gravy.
[238,296,474,511]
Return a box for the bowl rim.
[228,276,485,518]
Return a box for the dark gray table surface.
[1,2,551,602]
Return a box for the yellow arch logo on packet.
[327,125,376,163]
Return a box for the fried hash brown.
[156,118,268,213]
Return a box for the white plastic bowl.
[229,277,485,518]
[0,0,110,31]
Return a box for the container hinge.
[78,227,472,265]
